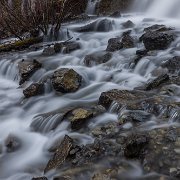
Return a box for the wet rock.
[51,68,82,93]
[5,135,21,153]
[109,11,121,18]
[106,38,123,52]
[124,134,149,159]
[84,51,112,66]
[54,41,81,54]
[121,34,135,48]
[144,24,173,32]
[44,135,73,173]
[122,20,135,28]
[142,31,174,51]
[74,19,113,32]
[145,74,170,91]
[66,108,93,130]
[136,49,148,56]
[32,177,48,180]
[161,56,180,74]
[23,83,44,98]
[18,59,42,85]
[42,47,56,56]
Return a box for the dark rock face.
[84,51,112,66]
[106,38,123,52]
[54,41,81,54]
[18,59,42,85]
[109,11,121,18]
[96,0,132,15]
[122,20,135,28]
[145,74,170,91]
[23,83,44,98]
[44,135,73,173]
[66,108,93,130]
[124,134,149,158]
[142,31,174,50]
[136,49,148,56]
[74,19,113,32]
[51,68,82,93]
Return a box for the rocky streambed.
[0,11,180,180]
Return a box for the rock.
[144,24,173,32]
[84,51,112,66]
[18,59,42,85]
[161,56,180,74]
[145,74,170,91]
[124,134,149,159]
[136,49,148,56]
[121,34,135,48]
[66,108,93,130]
[109,11,121,18]
[54,41,81,54]
[44,135,73,173]
[51,68,82,93]
[122,20,135,28]
[23,83,44,98]
[74,19,113,32]
[5,135,21,153]
[32,177,48,180]
[142,31,174,51]
[106,38,123,52]
[42,47,56,56]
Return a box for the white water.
[133,0,180,18]
[0,1,180,180]
[86,0,100,15]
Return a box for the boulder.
[106,38,123,52]
[18,59,42,85]
[84,51,112,66]
[109,11,121,18]
[54,41,81,54]
[121,34,135,48]
[44,135,73,173]
[144,24,173,32]
[42,47,56,56]
[51,68,82,93]
[23,83,44,98]
[74,19,113,32]
[66,108,93,130]
[32,177,48,180]
[122,20,135,29]
[141,31,174,50]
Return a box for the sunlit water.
[0,2,180,180]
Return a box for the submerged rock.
[23,83,44,98]
[44,135,73,173]
[142,31,174,50]
[5,135,21,153]
[84,51,112,66]
[32,177,48,180]
[74,19,113,32]
[51,68,82,93]
[124,134,149,159]
[18,59,42,85]
[66,108,93,130]
[42,47,56,56]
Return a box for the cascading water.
[0,1,180,180]
[86,0,100,15]
[133,0,180,18]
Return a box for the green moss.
[0,37,43,53]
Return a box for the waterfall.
[86,0,100,15]
[132,0,180,18]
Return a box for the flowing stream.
[0,0,180,179]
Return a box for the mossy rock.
[0,37,43,53]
